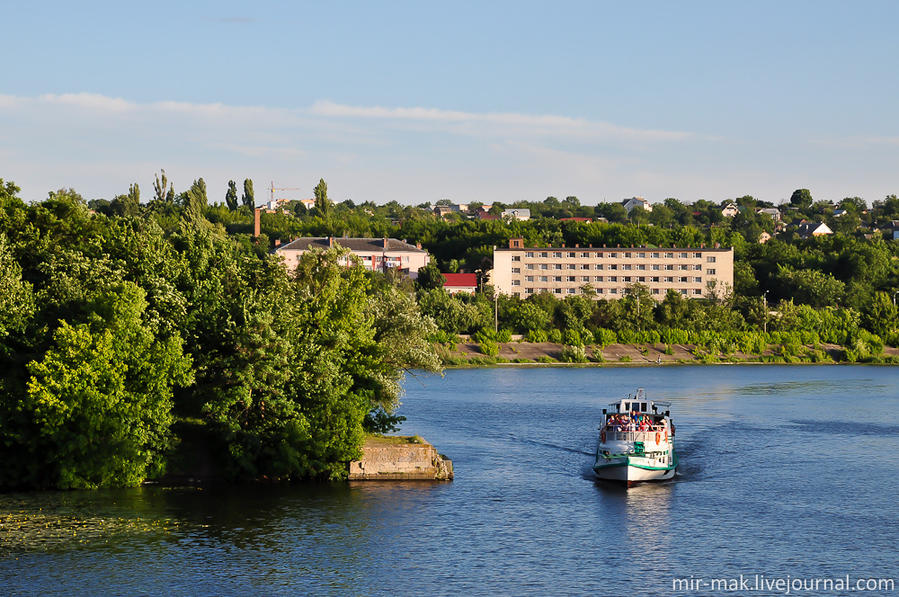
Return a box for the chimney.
[253,208,261,238]
[328,236,333,247]
[574,243,579,248]
[383,237,389,248]
[714,242,721,248]
[274,239,281,247]
[416,242,422,249]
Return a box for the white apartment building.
[493,239,734,300]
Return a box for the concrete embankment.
[349,437,453,481]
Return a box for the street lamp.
[763,290,769,334]
[893,290,899,307]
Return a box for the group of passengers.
[605,413,664,432]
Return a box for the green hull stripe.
[593,451,679,472]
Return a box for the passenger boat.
[593,389,678,485]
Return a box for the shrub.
[562,329,583,346]
[479,339,499,357]
[560,344,588,363]
[495,328,512,343]
[536,356,555,363]
[593,328,617,347]
[547,328,563,343]
[526,329,548,342]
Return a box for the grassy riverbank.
[436,341,899,367]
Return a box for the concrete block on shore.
[348,437,453,481]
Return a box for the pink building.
[275,237,430,278]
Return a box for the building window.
[596,264,604,270]
[652,288,660,294]
[680,276,688,282]
[581,264,590,270]
[541,264,548,270]
[566,276,575,282]
[665,265,674,270]
[610,288,618,294]
[622,264,632,270]
[679,265,688,270]
[608,252,617,258]
[596,288,604,294]
[581,252,590,258]
[512,267,520,273]
[694,277,702,283]
[540,252,548,258]
[707,256,717,263]
[554,288,562,294]
[638,252,646,258]
[526,288,534,294]
[680,252,688,258]
[637,264,646,270]
[651,276,659,282]
[554,264,562,270]
[554,276,562,282]
[568,264,577,269]
[526,252,534,258]
[567,288,576,294]
[638,276,646,282]
[582,276,590,282]
[527,264,536,270]
[553,252,562,258]
[609,264,618,270]
[652,264,660,271]
[693,252,702,258]
[680,289,688,295]
[624,252,632,258]
[623,276,632,282]
[567,252,576,258]
[609,276,618,282]
[694,265,702,271]
[512,280,521,286]
[693,289,702,295]
[512,256,521,262]
[540,276,548,282]
[665,252,674,258]
[651,253,659,259]
[526,276,534,282]
[708,268,716,275]
[664,276,673,282]
[514,292,521,298]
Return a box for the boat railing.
[604,430,669,442]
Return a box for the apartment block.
[493,239,734,300]
[275,237,430,278]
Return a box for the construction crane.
[270,181,303,203]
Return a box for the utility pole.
[763,290,769,334]
[494,292,499,334]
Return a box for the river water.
[2,366,898,596]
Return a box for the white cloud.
[309,100,694,141]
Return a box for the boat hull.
[593,453,677,484]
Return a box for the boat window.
[623,402,629,411]
[641,402,647,411]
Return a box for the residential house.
[721,203,740,218]
[502,208,531,221]
[442,273,478,295]
[758,231,772,244]
[493,239,734,300]
[797,222,833,238]
[274,237,430,278]
[622,197,652,214]
[756,207,781,222]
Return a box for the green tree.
[19,283,192,488]
[314,178,332,216]
[153,170,175,204]
[242,178,255,209]
[790,188,813,210]
[416,261,446,290]
[225,180,239,210]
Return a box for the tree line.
[0,178,439,489]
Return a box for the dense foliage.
[0,179,439,489]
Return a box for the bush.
[479,339,499,357]
[526,329,548,342]
[495,328,512,343]
[593,328,617,347]
[536,356,555,363]
[547,328,563,343]
[560,344,588,363]
[562,329,583,346]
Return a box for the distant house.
[263,198,292,212]
[756,207,781,222]
[721,203,740,218]
[559,217,592,223]
[622,196,652,214]
[477,210,499,221]
[501,208,531,221]
[797,222,833,238]
[758,231,772,244]
[433,206,457,218]
[832,209,848,217]
[274,237,430,278]
[442,273,478,295]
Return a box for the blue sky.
[2,0,898,206]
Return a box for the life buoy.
[600,430,606,443]
[664,431,668,442]
[655,432,661,444]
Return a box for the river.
[2,366,898,596]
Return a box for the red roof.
[442,273,478,287]
[559,217,592,222]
